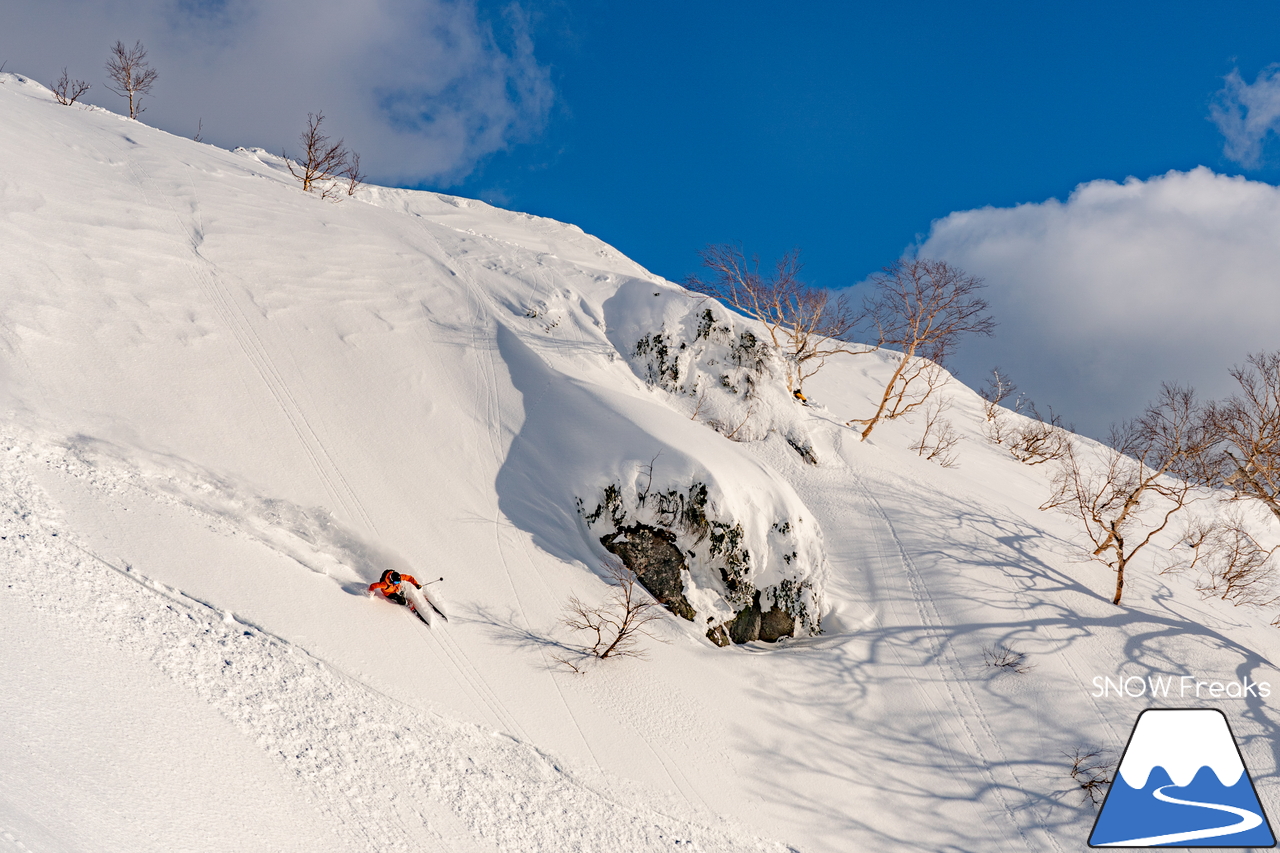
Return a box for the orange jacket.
[368,572,418,597]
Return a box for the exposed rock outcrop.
[598,523,696,622]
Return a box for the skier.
[368,569,420,606]
[368,569,448,625]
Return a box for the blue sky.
[449,1,1280,288]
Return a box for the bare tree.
[849,259,995,441]
[556,564,666,665]
[685,244,863,394]
[1203,352,1280,521]
[344,151,366,196]
[104,40,158,119]
[911,397,961,467]
[1173,509,1280,608]
[1009,402,1072,466]
[1066,749,1115,807]
[284,112,355,200]
[193,118,204,143]
[51,68,90,106]
[1042,385,1210,605]
[979,367,1019,444]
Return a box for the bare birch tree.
[51,68,90,106]
[104,40,158,119]
[1042,385,1210,605]
[1203,352,1280,521]
[286,112,347,198]
[284,112,358,200]
[910,397,961,467]
[344,151,366,196]
[1173,508,1280,608]
[685,244,863,394]
[848,259,995,440]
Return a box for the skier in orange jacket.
[369,569,420,606]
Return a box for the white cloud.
[0,0,552,184]
[1210,65,1280,168]
[918,167,1280,438]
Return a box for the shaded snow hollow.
[1,72,1279,853]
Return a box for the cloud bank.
[918,167,1280,439]
[0,0,552,184]
[1211,66,1280,168]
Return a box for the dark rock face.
[724,591,795,644]
[600,521,801,646]
[728,597,762,644]
[599,523,696,621]
[759,603,796,642]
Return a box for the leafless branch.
[1204,351,1280,522]
[1009,402,1072,465]
[1171,510,1280,608]
[344,150,366,196]
[685,244,866,394]
[983,645,1033,673]
[559,564,667,663]
[1042,384,1210,604]
[1066,749,1115,807]
[911,397,961,467]
[284,111,352,199]
[979,368,1020,445]
[104,40,158,119]
[52,68,90,106]
[849,259,995,440]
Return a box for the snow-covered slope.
[2,71,1278,853]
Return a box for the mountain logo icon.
[1089,708,1275,847]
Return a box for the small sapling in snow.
[554,564,667,671]
[911,395,960,468]
[52,69,90,106]
[982,645,1033,674]
[284,112,360,201]
[1066,748,1115,807]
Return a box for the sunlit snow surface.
[1,71,1279,853]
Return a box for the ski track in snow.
[0,430,791,853]
[130,155,377,537]
[849,470,1045,852]
[422,221,612,776]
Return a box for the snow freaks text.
[1091,675,1272,700]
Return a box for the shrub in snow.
[284,112,363,201]
[51,69,90,106]
[578,474,824,646]
[555,564,667,670]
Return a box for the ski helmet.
[388,571,402,585]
